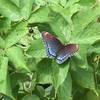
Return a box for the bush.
[0,0,100,100]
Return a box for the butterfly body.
[41,32,79,64]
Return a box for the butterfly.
[41,32,79,64]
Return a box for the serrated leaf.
[6,46,30,72]
[0,57,14,99]
[5,22,28,48]
[0,0,20,21]
[20,0,34,20]
[71,67,95,90]
[57,73,72,100]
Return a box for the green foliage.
[0,0,100,100]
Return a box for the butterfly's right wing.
[56,44,79,64]
[41,32,63,58]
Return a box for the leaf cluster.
[0,0,100,100]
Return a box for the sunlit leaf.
[20,0,34,20]
[71,6,100,44]
[27,38,46,58]
[28,7,51,23]
[51,61,70,93]
[36,58,52,84]
[0,37,5,48]
[0,57,14,99]
[0,0,20,21]
[57,73,72,100]
[6,46,30,72]
[5,22,28,48]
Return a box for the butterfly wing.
[56,44,79,64]
[41,32,63,57]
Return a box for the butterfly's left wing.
[41,32,63,58]
[56,44,79,64]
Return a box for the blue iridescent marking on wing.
[56,44,79,64]
[42,32,63,58]
[41,32,79,64]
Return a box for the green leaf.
[51,61,70,93]
[28,7,51,23]
[0,36,5,48]
[72,22,100,44]
[34,0,49,6]
[28,6,72,42]
[89,40,100,54]
[59,0,67,7]
[6,46,30,72]
[87,90,100,100]
[0,57,8,85]
[45,85,55,98]
[66,0,80,5]
[87,40,100,69]
[20,0,34,20]
[46,0,60,5]
[36,58,52,84]
[71,67,95,90]
[22,94,40,100]
[71,6,100,44]
[10,0,20,7]
[50,1,80,25]
[3,95,14,100]
[48,13,70,43]
[57,73,72,100]
[35,85,45,98]
[0,57,14,99]
[10,73,30,84]
[26,58,37,71]
[79,0,95,6]
[0,17,11,33]
[36,58,70,92]
[27,38,46,58]
[5,21,28,48]
[0,0,20,21]
[71,44,90,69]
